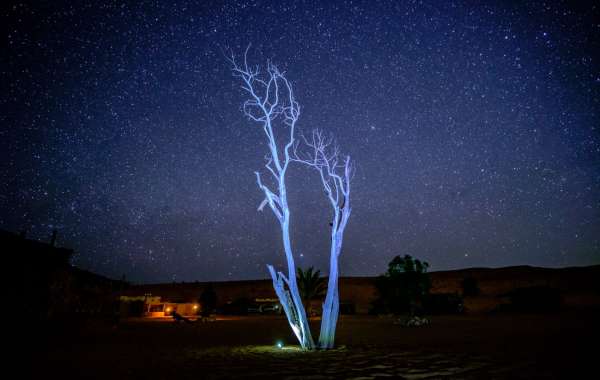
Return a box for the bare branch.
[255,171,283,221]
[229,47,319,349]
[291,129,352,230]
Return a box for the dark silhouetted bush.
[500,286,561,313]
[339,302,356,315]
[220,297,251,315]
[127,300,145,317]
[423,293,464,314]
[372,255,431,315]
[199,283,217,317]
[461,276,480,297]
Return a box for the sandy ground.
[32,311,598,379]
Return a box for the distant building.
[3,229,126,321]
[119,295,200,317]
[118,277,378,317]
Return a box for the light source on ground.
[276,341,283,349]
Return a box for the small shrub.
[423,293,464,314]
[461,276,480,297]
[500,286,561,313]
[199,283,217,317]
[220,297,251,315]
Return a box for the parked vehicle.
[260,303,281,314]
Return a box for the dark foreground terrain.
[34,311,598,379]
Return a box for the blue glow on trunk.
[229,48,352,350]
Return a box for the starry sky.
[2,1,599,283]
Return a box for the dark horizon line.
[120,263,600,286]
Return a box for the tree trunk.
[268,215,315,350]
[318,234,342,349]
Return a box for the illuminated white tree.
[227,46,315,349]
[292,130,352,349]
[228,47,352,350]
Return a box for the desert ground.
[33,311,598,379]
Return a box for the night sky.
[2,1,599,283]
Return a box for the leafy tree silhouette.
[199,283,217,317]
[297,267,327,317]
[374,255,431,316]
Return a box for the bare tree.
[227,46,315,349]
[228,46,353,350]
[292,130,352,348]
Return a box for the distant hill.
[121,264,600,314]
